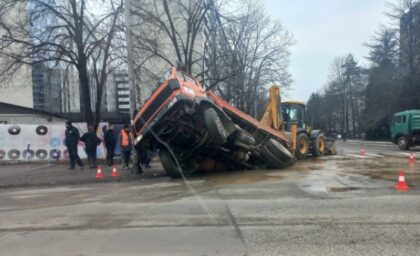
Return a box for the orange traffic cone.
[112,165,119,177]
[409,152,415,163]
[395,169,409,191]
[360,148,365,156]
[95,166,103,179]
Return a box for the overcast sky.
[265,0,389,101]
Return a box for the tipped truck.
[132,67,294,177]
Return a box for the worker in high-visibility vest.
[120,124,133,169]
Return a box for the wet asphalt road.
[1,142,420,255]
[337,140,420,156]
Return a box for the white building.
[113,71,130,113]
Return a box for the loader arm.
[260,86,281,130]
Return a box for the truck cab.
[391,110,420,150]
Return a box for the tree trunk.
[94,84,103,131]
[78,62,94,126]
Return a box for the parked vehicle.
[391,110,420,150]
[132,67,294,177]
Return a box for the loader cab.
[281,100,307,131]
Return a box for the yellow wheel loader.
[260,86,336,160]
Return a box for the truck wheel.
[261,145,286,169]
[312,133,326,157]
[295,133,309,160]
[234,130,255,146]
[204,108,227,145]
[159,148,198,178]
[265,138,294,163]
[230,130,255,151]
[260,138,294,169]
[397,136,409,150]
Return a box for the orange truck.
[133,67,294,177]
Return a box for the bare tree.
[215,1,294,116]
[126,0,212,92]
[310,55,367,139]
[0,0,123,128]
[126,0,294,115]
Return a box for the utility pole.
[344,77,347,141]
[124,0,141,174]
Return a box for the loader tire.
[159,148,198,178]
[204,108,227,145]
[296,133,309,160]
[260,138,294,169]
[312,133,326,157]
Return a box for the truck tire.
[295,133,309,160]
[204,108,227,145]
[230,130,255,151]
[397,136,409,150]
[260,138,294,169]
[234,130,255,146]
[312,133,326,157]
[159,148,198,178]
[265,138,294,163]
[261,145,286,169]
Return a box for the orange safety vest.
[120,130,133,147]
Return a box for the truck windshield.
[142,68,172,102]
[282,104,301,122]
[392,116,402,125]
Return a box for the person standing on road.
[80,124,102,169]
[104,123,116,166]
[64,121,83,170]
[120,124,133,169]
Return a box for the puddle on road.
[340,157,420,186]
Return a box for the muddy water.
[302,155,420,192]
[189,155,418,186]
[200,155,420,194]
[127,155,419,201]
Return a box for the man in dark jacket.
[80,124,102,169]
[64,121,83,170]
[104,123,116,166]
